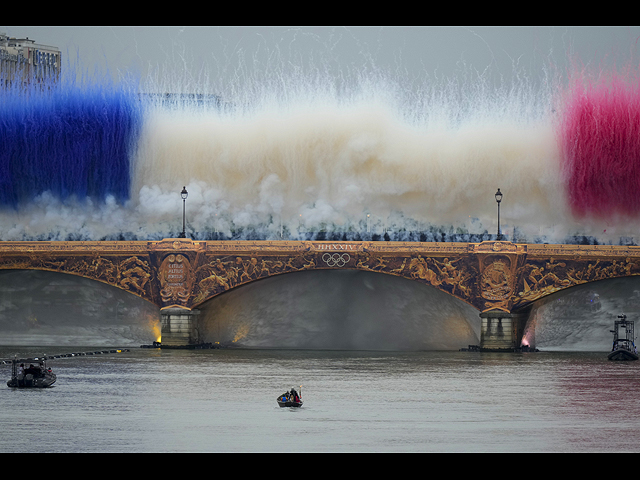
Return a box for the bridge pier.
[160,307,201,347]
[479,310,530,352]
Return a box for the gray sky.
[3,26,640,91]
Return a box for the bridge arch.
[523,275,640,351]
[0,269,160,345]
[190,262,479,311]
[193,268,481,350]
[511,251,640,312]
[189,244,481,311]
[0,241,158,306]
[0,265,156,306]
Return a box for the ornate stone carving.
[2,239,640,314]
[0,248,153,301]
[513,256,640,308]
[480,257,515,302]
[158,253,194,306]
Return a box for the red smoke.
[559,65,640,219]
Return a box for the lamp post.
[180,186,188,238]
[495,188,503,241]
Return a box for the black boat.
[608,314,639,361]
[277,386,303,407]
[6,356,57,388]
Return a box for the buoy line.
[1,349,130,365]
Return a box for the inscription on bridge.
[158,254,194,307]
[313,243,359,251]
[2,239,640,314]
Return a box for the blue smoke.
[0,78,142,207]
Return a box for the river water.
[2,346,639,452]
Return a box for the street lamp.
[180,186,188,238]
[495,188,503,241]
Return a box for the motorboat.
[608,314,639,361]
[6,356,57,388]
[277,386,303,407]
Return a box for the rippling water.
[2,346,639,452]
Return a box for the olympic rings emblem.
[322,253,351,268]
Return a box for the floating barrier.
[1,349,130,365]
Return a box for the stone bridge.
[2,238,640,350]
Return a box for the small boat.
[6,356,57,388]
[608,314,639,361]
[277,386,303,407]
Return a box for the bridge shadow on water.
[1,269,640,351]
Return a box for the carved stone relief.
[2,240,640,313]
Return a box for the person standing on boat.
[290,388,300,403]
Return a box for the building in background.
[1,32,61,87]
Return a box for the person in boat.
[18,363,24,376]
[24,364,43,377]
[290,388,300,403]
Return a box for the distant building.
[0,32,61,88]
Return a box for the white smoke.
[125,73,576,242]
